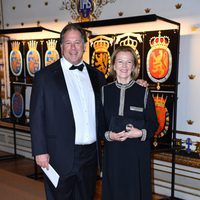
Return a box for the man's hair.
[60,23,87,44]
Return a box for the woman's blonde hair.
[110,46,140,80]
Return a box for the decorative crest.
[46,39,57,50]
[90,35,113,52]
[149,31,170,48]
[11,41,20,51]
[120,37,138,50]
[188,74,196,80]
[195,142,200,155]
[115,33,142,50]
[153,94,167,108]
[60,0,117,22]
[28,40,38,50]
[14,85,22,93]
[187,120,194,125]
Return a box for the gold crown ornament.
[149,31,170,49]
[11,41,20,51]
[28,40,38,50]
[195,142,200,155]
[14,85,22,93]
[153,94,168,108]
[46,39,57,50]
[90,35,113,53]
[119,37,138,50]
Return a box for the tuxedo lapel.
[52,61,73,110]
[86,64,99,93]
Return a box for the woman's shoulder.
[103,81,115,89]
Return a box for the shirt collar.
[61,56,84,71]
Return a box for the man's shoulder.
[85,63,100,73]
[35,59,61,76]
[85,62,106,81]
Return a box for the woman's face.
[61,29,86,65]
[114,51,134,84]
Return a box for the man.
[30,23,106,200]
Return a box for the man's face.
[61,29,86,65]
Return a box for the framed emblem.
[90,35,114,79]
[146,31,172,89]
[11,84,25,124]
[26,40,41,77]
[144,30,179,91]
[10,41,23,76]
[152,92,174,148]
[45,39,60,67]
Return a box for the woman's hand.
[136,79,149,87]
[125,127,143,139]
[109,131,127,142]
[109,127,143,141]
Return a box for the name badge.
[130,106,143,112]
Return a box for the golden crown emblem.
[90,35,113,53]
[187,120,194,125]
[93,39,109,52]
[120,36,138,50]
[149,31,170,48]
[46,39,57,50]
[11,41,20,51]
[188,74,196,80]
[195,142,200,154]
[28,40,38,50]
[153,94,167,108]
[14,85,22,93]
[176,139,183,146]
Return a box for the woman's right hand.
[109,131,127,142]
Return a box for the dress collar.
[115,79,135,89]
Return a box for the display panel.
[89,28,179,149]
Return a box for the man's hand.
[35,154,50,169]
[136,79,149,87]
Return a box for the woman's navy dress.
[101,80,158,200]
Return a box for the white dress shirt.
[60,57,96,144]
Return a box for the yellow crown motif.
[195,142,200,154]
[149,31,170,48]
[11,41,20,51]
[14,85,22,93]
[120,36,138,50]
[153,94,167,108]
[188,74,196,80]
[90,36,113,53]
[187,120,194,125]
[28,40,38,50]
[46,39,57,50]
[176,139,183,146]
[93,39,109,52]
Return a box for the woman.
[101,46,158,200]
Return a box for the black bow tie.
[69,64,84,71]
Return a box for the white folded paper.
[41,164,60,188]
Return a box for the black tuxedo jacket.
[30,59,106,176]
